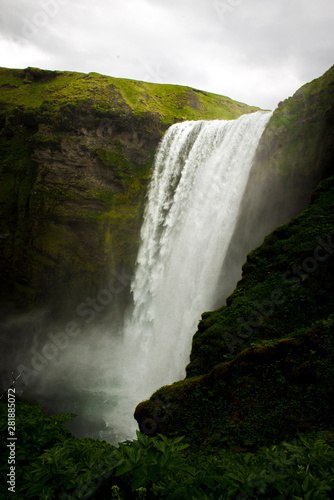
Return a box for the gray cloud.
[0,0,333,109]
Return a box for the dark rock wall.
[134,66,334,451]
[0,67,257,315]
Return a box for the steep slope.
[133,65,334,454]
[0,67,259,314]
[214,64,334,304]
[135,175,334,451]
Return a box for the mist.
[1,101,328,446]
[2,112,274,445]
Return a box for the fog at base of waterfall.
[5,111,272,444]
[106,111,272,442]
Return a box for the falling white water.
[107,110,272,441]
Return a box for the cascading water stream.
[107,110,272,441]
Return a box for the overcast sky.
[0,0,333,109]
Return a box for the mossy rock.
[134,175,334,452]
[0,66,259,314]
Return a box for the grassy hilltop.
[0,66,258,313]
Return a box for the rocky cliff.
[214,65,334,305]
[1,63,334,454]
[0,66,259,315]
[135,174,334,451]
[135,66,334,451]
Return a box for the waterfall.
[109,110,272,441]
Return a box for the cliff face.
[188,64,334,378]
[2,64,334,452]
[242,64,334,232]
[213,65,334,306]
[135,175,334,451]
[134,66,334,450]
[0,67,258,314]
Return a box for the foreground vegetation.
[0,399,333,499]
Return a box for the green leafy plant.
[1,399,333,499]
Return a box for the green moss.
[257,64,334,176]
[188,176,334,376]
[135,175,334,452]
[0,132,39,308]
[139,318,334,452]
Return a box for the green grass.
[0,66,260,124]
